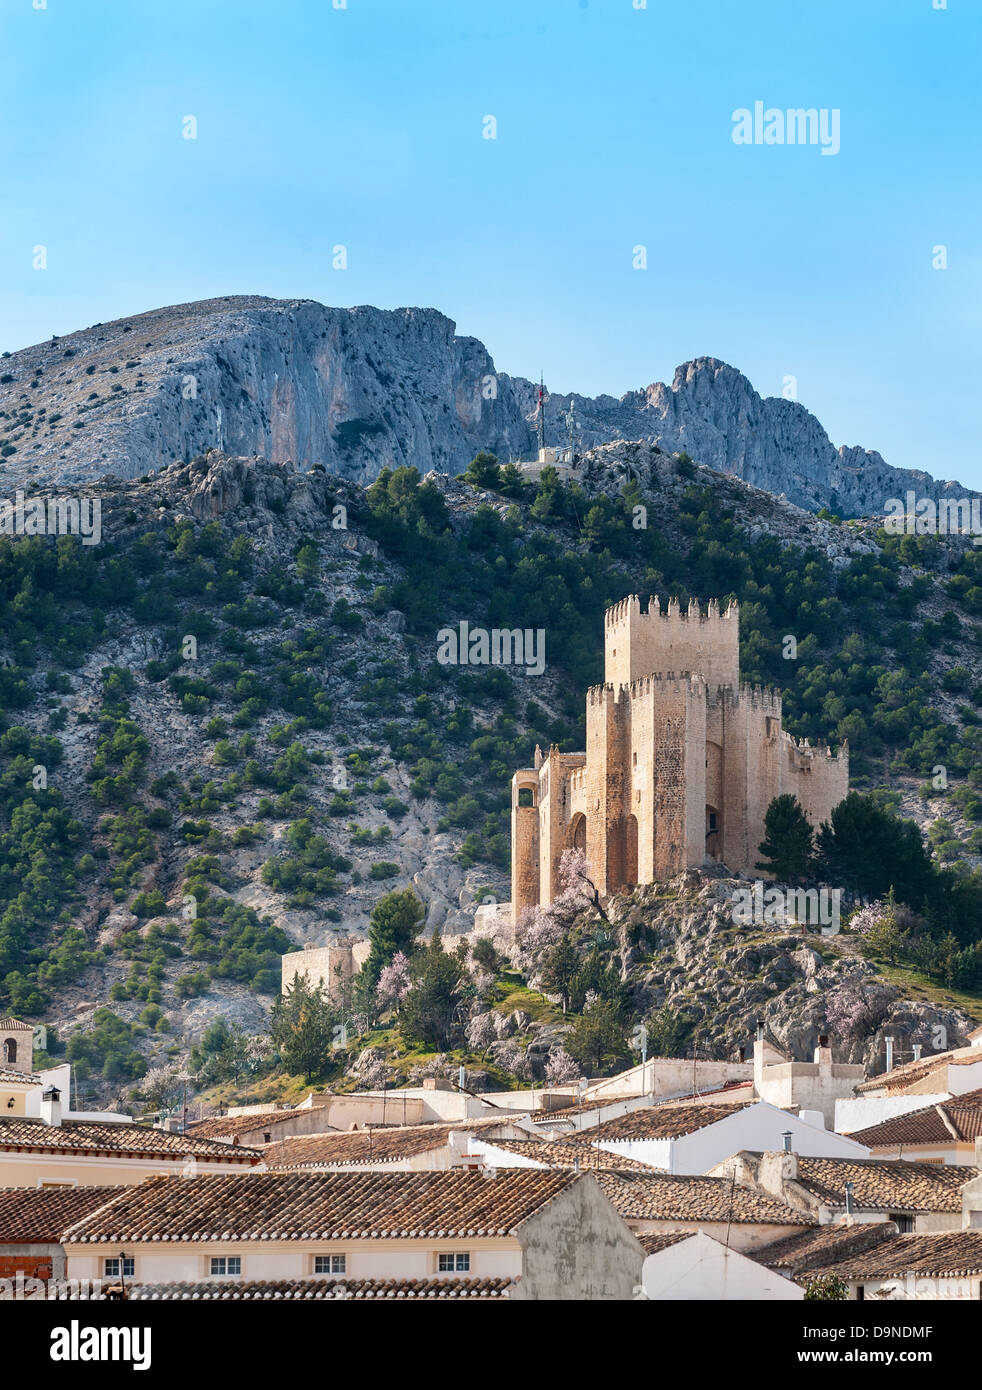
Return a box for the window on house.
[314,1254,346,1275]
[104,1258,134,1279]
[438,1253,470,1273]
[889,1213,914,1233]
[210,1256,242,1276]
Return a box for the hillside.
[1,296,978,516]
[1,438,981,1104]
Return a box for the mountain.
[1,439,981,1104]
[1,295,976,517]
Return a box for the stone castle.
[510,595,848,916]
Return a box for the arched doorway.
[2,1038,15,1065]
[566,813,586,853]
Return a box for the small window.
[518,787,534,808]
[438,1253,470,1273]
[889,1213,914,1233]
[2,1039,16,1064]
[210,1256,241,1277]
[104,1258,134,1279]
[708,812,717,832]
[314,1254,346,1275]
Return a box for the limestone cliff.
[1,296,976,517]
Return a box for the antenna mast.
[537,373,546,454]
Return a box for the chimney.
[913,1043,922,1061]
[40,1085,62,1128]
[758,1149,798,1197]
[813,1035,832,1072]
[844,1179,855,1223]
[885,1037,895,1072]
[782,1131,793,1154]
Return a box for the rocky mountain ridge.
[1,295,976,518]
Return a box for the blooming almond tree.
[376,951,411,1013]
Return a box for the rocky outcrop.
[522,357,978,518]
[609,874,974,1070]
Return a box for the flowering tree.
[825,979,895,1041]
[545,1046,579,1085]
[466,1011,498,1052]
[376,951,412,1012]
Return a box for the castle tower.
[508,595,848,911]
[604,595,739,691]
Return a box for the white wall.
[596,1103,869,1175]
[641,1232,803,1301]
[67,1240,522,1285]
[835,1093,950,1135]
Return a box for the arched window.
[2,1038,16,1065]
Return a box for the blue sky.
[2,0,980,485]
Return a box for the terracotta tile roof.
[265,1118,512,1169]
[476,1138,657,1173]
[62,1169,580,1244]
[804,1231,982,1281]
[0,1017,33,1031]
[856,1045,982,1094]
[188,1109,309,1141]
[586,1102,749,1142]
[0,1185,123,1244]
[850,1088,982,1148]
[790,1156,981,1212]
[0,1116,261,1163]
[528,1097,624,1123]
[0,1065,39,1086]
[752,1221,900,1275]
[636,1231,697,1255]
[111,1276,514,1301]
[595,1171,814,1226]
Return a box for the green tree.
[362,887,425,990]
[804,1274,850,1300]
[270,972,337,1082]
[564,997,629,1075]
[756,794,815,883]
[539,936,581,1011]
[463,451,501,490]
[816,792,934,906]
[398,934,466,1050]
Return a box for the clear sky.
[2,0,980,485]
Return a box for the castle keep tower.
[509,596,848,917]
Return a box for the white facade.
[594,1102,870,1175]
[640,1232,803,1301]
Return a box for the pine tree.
[756,794,815,883]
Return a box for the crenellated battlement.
[604,593,740,691]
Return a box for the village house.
[581,1100,869,1175]
[0,1085,261,1187]
[509,595,847,917]
[712,1151,982,1233]
[593,1170,814,1253]
[796,1230,982,1301]
[263,1118,532,1172]
[0,1185,122,1284]
[848,1040,982,1104]
[639,1230,804,1301]
[61,1169,645,1299]
[847,1087,982,1166]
